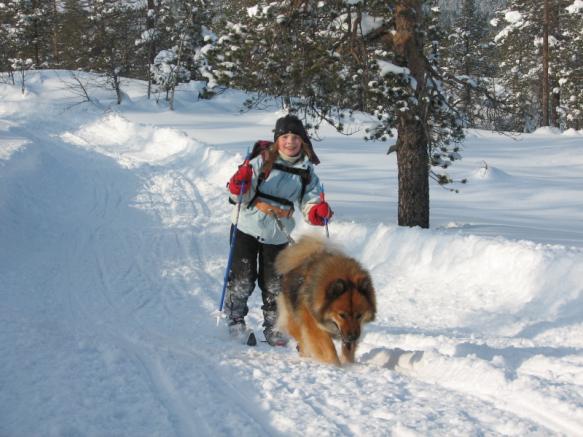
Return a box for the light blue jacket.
[229,153,322,245]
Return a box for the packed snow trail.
[0,119,279,436]
[1,72,583,436]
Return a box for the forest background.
[1,0,582,227]
[2,0,580,132]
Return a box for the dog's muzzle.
[343,333,359,344]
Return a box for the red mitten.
[229,161,253,195]
[308,202,332,226]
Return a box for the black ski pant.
[224,227,288,332]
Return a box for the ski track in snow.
[1,73,582,436]
[0,115,268,435]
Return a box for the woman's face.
[277,133,303,158]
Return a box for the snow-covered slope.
[1,71,582,436]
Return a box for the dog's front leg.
[341,341,357,364]
[299,309,340,365]
[305,332,340,366]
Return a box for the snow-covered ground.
[1,71,582,436]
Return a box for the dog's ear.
[327,279,346,299]
[357,276,373,296]
[356,275,377,319]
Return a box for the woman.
[225,114,332,346]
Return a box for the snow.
[494,11,525,43]
[60,113,197,169]
[567,0,583,13]
[333,12,384,36]
[377,60,410,77]
[154,49,177,64]
[1,70,583,436]
[376,60,416,89]
[504,11,523,24]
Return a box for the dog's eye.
[339,312,348,320]
[328,279,346,298]
[355,313,363,320]
[333,280,346,293]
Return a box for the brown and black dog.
[275,235,376,365]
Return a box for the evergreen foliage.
[492,0,582,131]
[58,0,91,69]
[207,1,354,124]
[205,1,471,189]
[1,0,578,129]
[83,0,135,103]
[152,0,207,108]
[441,0,495,127]
[437,0,507,25]
[557,1,583,129]
[0,0,53,89]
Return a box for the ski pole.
[218,151,251,320]
[320,184,330,239]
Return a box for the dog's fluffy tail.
[275,234,330,275]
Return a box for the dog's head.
[321,276,376,344]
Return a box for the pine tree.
[441,0,493,127]
[207,1,347,120]
[134,0,160,98]
[556,1,583,129]
[207,0,476,228]
[18,0,53,67]
[85,0,139,104]
[58,0,91,69]
[150,0,207,108]
[0,0,45,90]
[492,1,542,131]
[492,0,579,131]
[0,0,19,76]
[437,0,509,25]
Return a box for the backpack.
[229,140,312,208]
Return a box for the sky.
[1,70,582,436]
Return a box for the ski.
[229,326,257,346]
[260,338,288,347]
[245,330,257,346]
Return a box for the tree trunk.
[112,70,122,105]
[146,0,156,99]
[542,0,550,127]
[463,4,472,126]
[169,5,193,111]
[32,0,41,67]
[550,2,560,128]
[393,0,430,228]
[397,118,429,228]
[52,0,59,65]
[551,86,560,128]
[20,68,26,94]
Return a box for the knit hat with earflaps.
[273,115,320,165]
